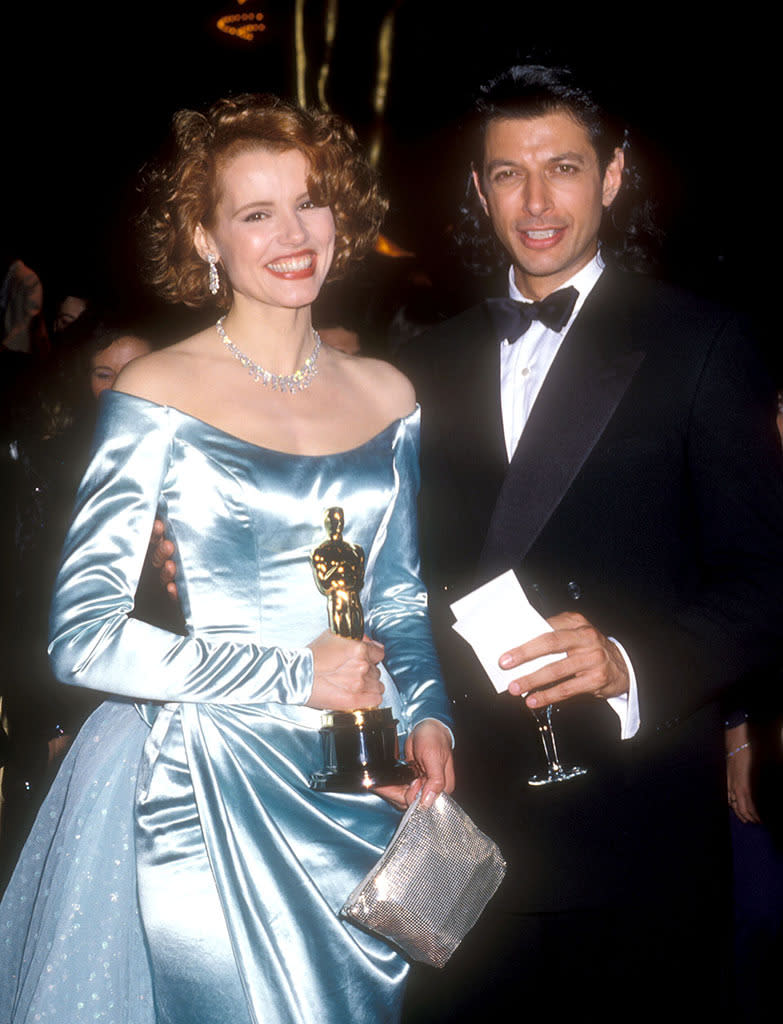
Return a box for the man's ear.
[194,224,216,262]
[471,167,490,215]
[602,148,625,208]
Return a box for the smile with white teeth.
[524,229,560,239]
[266,254,314,273]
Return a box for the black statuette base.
[310,761,416,793]
[308,707,417,794]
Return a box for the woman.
[0,321,152,889]
[0,95,454,1024]
[88,328,151,399]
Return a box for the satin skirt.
[0,701,155,1023]
[0,699,408,1024]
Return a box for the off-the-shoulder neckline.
[104,389,420,458]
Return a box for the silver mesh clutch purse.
[340,792,506,967]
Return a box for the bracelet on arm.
[726,741,751,759]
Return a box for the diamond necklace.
[215,316,322,393]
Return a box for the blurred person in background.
[0,320,152,891]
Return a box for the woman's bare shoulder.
[113,329,213,405]
[339,354,416,420]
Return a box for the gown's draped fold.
[1,392,451,1024]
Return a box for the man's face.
[473,111,624,300]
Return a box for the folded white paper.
[450,570,566,694]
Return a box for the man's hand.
[150,518,178,601]
[499,611,630,707]
[374,719,455,811]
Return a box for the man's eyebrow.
[484,150,589,173]
[550,151,588,162]
[485,158,520,173]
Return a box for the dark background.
[2,1,772,346]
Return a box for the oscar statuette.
[308,507,415,793]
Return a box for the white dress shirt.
[499,253,640,739]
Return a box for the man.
[401,64,783,1020]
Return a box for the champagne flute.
[527,702,587,786]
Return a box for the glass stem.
[531,704,563,774]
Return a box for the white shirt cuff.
[606,639,640,739]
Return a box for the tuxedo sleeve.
[622,314,783,732]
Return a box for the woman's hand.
[306,631,385,711]
[374,719,455,811]
[726,722,761,824]
[47,733,73,765]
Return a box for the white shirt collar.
[498,251,605,463]
[507,251,605,331]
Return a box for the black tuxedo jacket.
[401,268,783,913]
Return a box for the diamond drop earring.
[207,253,219,296]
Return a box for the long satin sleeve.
[48,397,314,705]
[364,413,453,735]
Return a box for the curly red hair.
[140,94,387,308]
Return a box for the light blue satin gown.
[0,390,451,1024]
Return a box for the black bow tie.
[484,286,578,342]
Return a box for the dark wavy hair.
[35,317,150,440]
[139,94,388,308]
[456,64,661,276]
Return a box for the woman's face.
[90,336,151,399]
[199,147,336,313]
[54,295,87,333]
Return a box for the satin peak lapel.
[479,280,645,572]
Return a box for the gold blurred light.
[375,234,415,259]
[217,3,266,42]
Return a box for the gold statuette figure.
[308,506,415,793]
[310,507,365,639]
